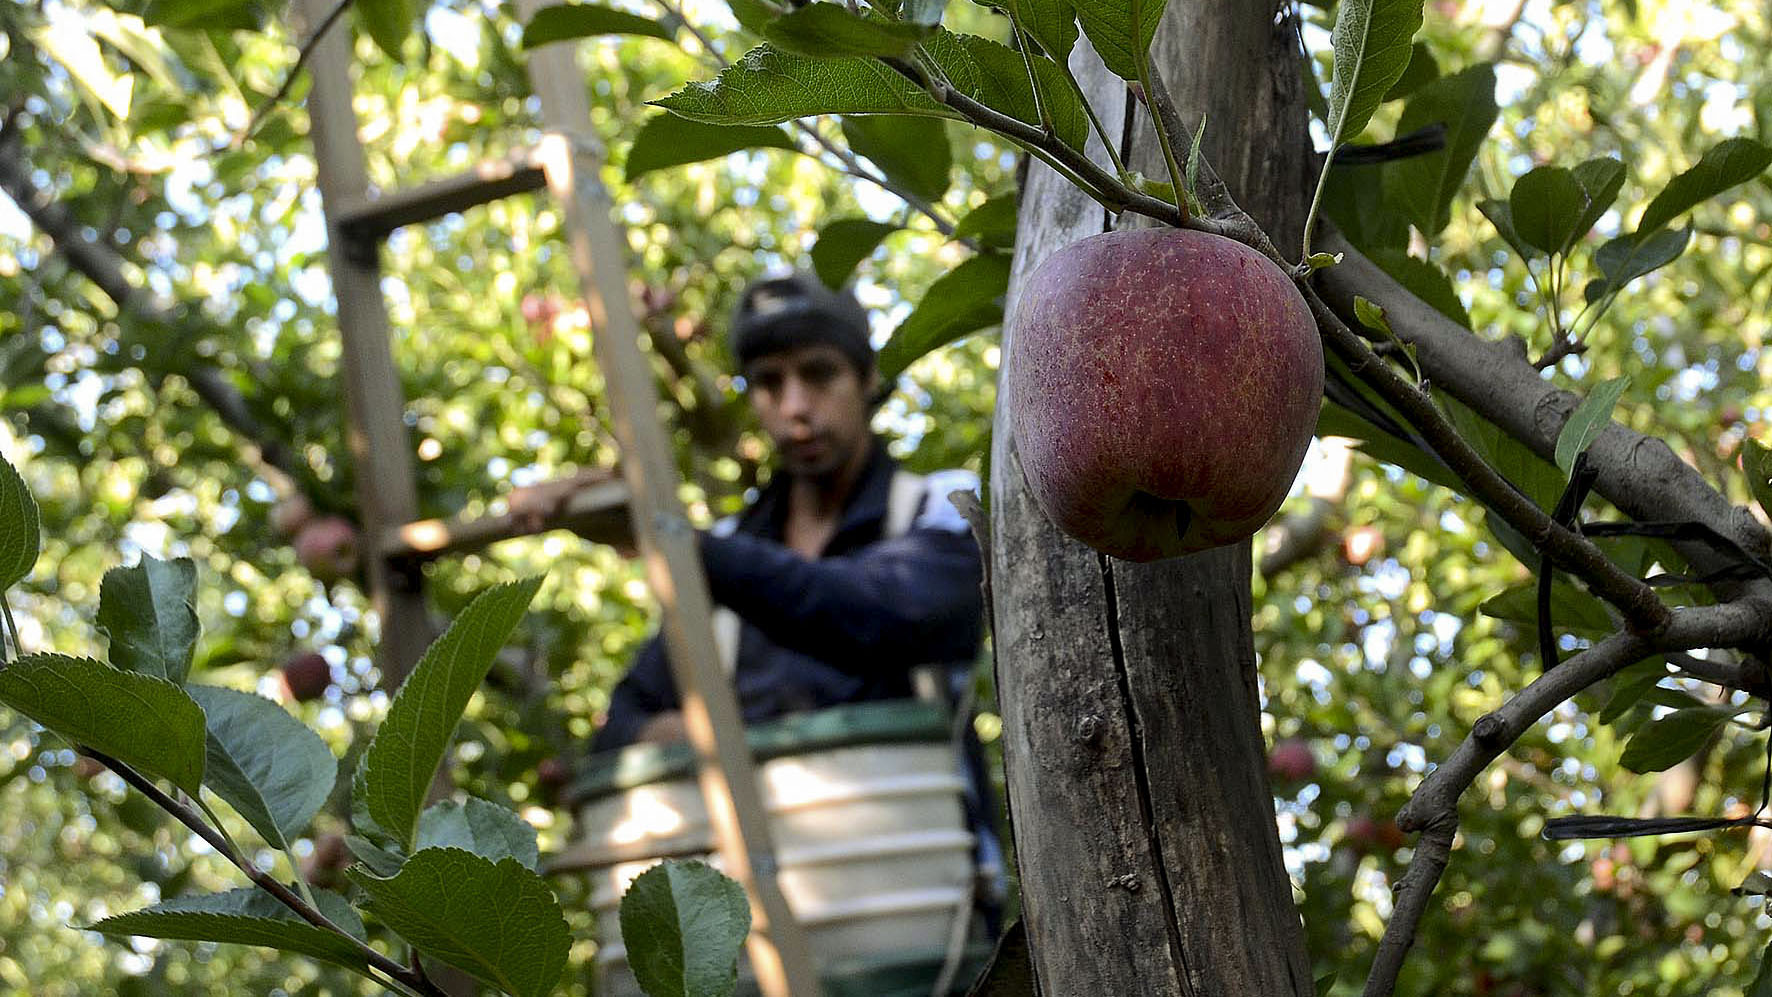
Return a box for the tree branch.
[228,0,354,150]
[83,749,446,997]
[0,118,337,507]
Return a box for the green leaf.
[0,654,206,795]
[624,113,798,182]
[350,848,570,997]
[1380,41,1438,100]
[1324,0,1424,145]
[345,833,407,877]
[1509,165,1587,256]
[1634,137,1772,238]
[522,3,676,47]
[1367,249,1470,327]
[91,888,368,972]
[922,31,1089,152]
[620,860,752,997]
[653,45,950,126]
[726,0,787,34]
[1317,402,1463,493]
[142,0,270,30]
[1599,658,1668,726]
[1554,375,1630,475]
[877,253,1011,381]
[1569,157,1626,247]
[1067,0,1165,80]
[356,0,416,62]
[96,555,199,683]
[1353,295,1392,336]
[1480,578,1617,636]
[762,5,933,59]
[416,798,540,870]
[1010,0,1077,63]
[1324,163,1409,254]
[1619,706,1730,774]
[1438,393,1564,512]
[1741,439,1772,526]
[1382,63,1497,237]
[354,578,543,850]
[952,191,1018,250]
[1478,198,1538,260]
[841,115,953,202]
[189,685,337,852]
[1591,224,1692,296]
[1750,937,1772,997]
[0,451,39,590]
[809,218,899,289]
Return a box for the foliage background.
[1,0,1770,993]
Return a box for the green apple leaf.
[1010,0,1077,63]
[0,654,206,795]
[1324,0,1423,145]
[90,888,368,972]
[1479,579,1616,636]
[1634,137,1772,238]
[349,848,569,997]
[1367,249,1470,328]
[1069,0,1166,81]
[1554,375,1630,476]
[922,31,1089,152]
[810,218,900,289]
[189,685,337,852]
[952,191,1018,249]
[522,2,675,47]
[0,451,39,591]
[96,555,199,683]
[354,578,543,851]
[1741,439,1772,526]
[878,252,1011,381]
[142,0,271,30]
[1438,393,1564,513]
[621,860,752,997]
[1324,163,1410,254]
[841,115,953,202]
[1569,157,1627,247]
[1619,706,1732,774]
[1509,165,1587,256]
[1478,198,1538,260]
[1591,224,1693,300]
[1380,41,1438,100]
[624,113,798,182]
[652,45,950,125]
[1382,63,1497,237]
[1599,658,1669,726]
[356,0,415,62]
[763,4,933,58]
[416,798,540,870]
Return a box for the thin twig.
[84,749,447,997]
[229,0,354,151]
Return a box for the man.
[590,271,985,751]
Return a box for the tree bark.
[990,2,1315,994]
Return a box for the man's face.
[744,344,876,480]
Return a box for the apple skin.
[1266,737,1316,783]
[293,516,359,583]
[1006,228,1324,562]
[281,651,333,703]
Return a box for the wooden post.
[290,0,434,685]
[516,9,822,996]
[990,4,1317,994]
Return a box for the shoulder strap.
[886,469,927,539]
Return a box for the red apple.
[1006,228,1323,561]
[269,493,315,539]
[293,516,359,583]
[281,651,332,703]
[537,756,571,800]
[1267,738,1316,783]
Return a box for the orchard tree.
[4,0,1772,994]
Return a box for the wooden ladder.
[288,0,821,993]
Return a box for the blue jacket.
[591,442,985,752]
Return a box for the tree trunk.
[990,3,1316,993]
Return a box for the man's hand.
[636,711,688,745]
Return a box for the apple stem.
[1299,143,1337,262]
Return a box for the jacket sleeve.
[698,472,984,671]
[590,635,678,753]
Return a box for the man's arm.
[698,477,985,670]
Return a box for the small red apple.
[269,493,315,539]
[1345,814,1406,855]
[1006,228,1323,561]
[303,832,350,888]
[536,756,571,800]
[293,516,359,583]
[1266,738,1316,783]
[281,651,333,703]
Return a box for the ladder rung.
[380,478,633,563]
[337,149,548,242]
